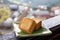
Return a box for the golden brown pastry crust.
[19,18,36,34]
[31,18,42,30]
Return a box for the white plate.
[13,23,52,37]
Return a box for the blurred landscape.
[3,0,60,7]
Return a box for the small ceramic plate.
[13,23,52,37]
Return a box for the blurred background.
[1,0,60,7]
